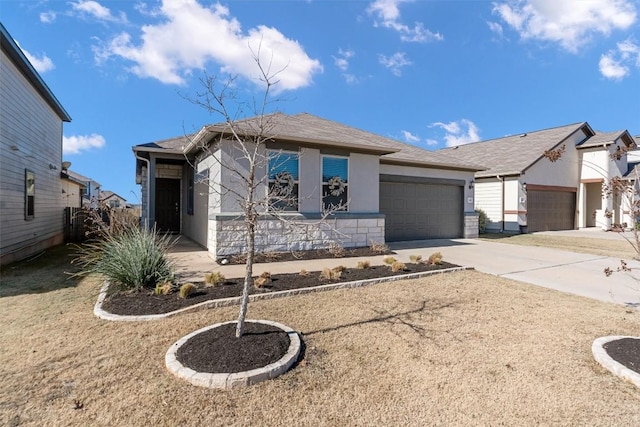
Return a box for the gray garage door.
[527,190,576,232]
[380,181,463,242]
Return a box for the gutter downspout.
[135,151,150,229]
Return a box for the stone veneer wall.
[463,212,479,238]
[208,214,385,258]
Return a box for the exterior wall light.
[468,180,475,189]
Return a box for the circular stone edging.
[592,335,640,389]
[165,319,301,389]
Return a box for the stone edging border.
[165,319,300,389]
[592,335,640,389]
[94,266,473,321]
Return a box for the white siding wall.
[475,178,502,231]
[0,49,65,263]
[503,177,522,232]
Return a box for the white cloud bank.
[599,39,640,80]
[367,0,443,43]
[93,0,322,91]
[63,134,106,154]
[20,45,55,73]
[430,119,481,147]
[492,0,637,53]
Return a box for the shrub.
[476,208,487,234]
[154,281,174,295]
[357,260,371,269]
[369,240,389,254]
[299,269,310,277]
[427,252,443,265]
[409,254,422,263]
[383,256,397,265]
[254,277,269,288]
[72,225,175,292]
[259,271,272,279]
[391,261,406,273]
[204,271,225,287]
[328,241,345,258]
[332,265,347,273]
[320,267,342,281]
[179,283,196,299]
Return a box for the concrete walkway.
[168,235,640,309]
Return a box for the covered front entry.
[380,175,464,242]
[526,186,576,232]
[155,178,181,233]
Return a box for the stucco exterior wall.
[0,48,65,264]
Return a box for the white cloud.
[487,21,504,38]
[430,119,481,147]
[40,11,57,23]
[333,49,359,83]
[401,130,420,144]
[493,0,637,53]
[367,0,443,43]
[70,0,128,24]
[63,134,106,154]
[599,38,640,79]
[17,43,55,73]
[94,0,322,91]
[379,52,412,76]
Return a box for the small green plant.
[409,254,422,263]
[427,252,443,265]
[357,260,371,269]
[320,267,342,281]
[391,261,406,273]
[476,208,487,234]
[72,225,175,292]
[369,240,389,254]
[154,281,174,295]
[204,271,225,287]
[179,283,196,299]
[383,256,397,265]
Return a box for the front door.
[155,178,180,233]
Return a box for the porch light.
[468,180,475,189]
[522,182,527,192]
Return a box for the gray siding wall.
[1,49,65,263]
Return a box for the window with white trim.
[268,150,299,211]
[25,169,35,220]
[322,155,348,211]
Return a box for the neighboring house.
[66,170,101,208]
[60,167,87,208]
[99,190,127,209]
[0,23,72,265]
[439,122,637,233]
[133,113,481,258]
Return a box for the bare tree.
[184,53,347,338]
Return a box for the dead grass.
[1,252,639,426]
[479,233,637,260]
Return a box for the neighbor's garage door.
[527,189,576,232]
[380,180,463,242]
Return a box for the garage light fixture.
[522,182,527,192]
[468,180,474,189]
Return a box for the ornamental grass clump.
[428,252,443,265]
[409,255,422,263]
[357,260,371,269]
[391,261,406,273]
[383,256,397,266]
[204,271,225,287]
[72,225,175,292]
[179,283,196,299]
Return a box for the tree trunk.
[236,219,256,338]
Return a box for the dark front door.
[155,178,181,233]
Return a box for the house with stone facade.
[439,122,637,233]
[133,113,482,258]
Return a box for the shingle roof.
[100,190,126,202]
[577,130,636,149]
[179,113,482,171]
[66,170,100,187]
[438,122,594,178]
[133,134,192,153]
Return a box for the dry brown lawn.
[1,246,639,426]
[479,233,637,260]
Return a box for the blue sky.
[4,0,640,202]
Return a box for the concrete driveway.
[390,238,640,309]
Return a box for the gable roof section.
[100,190,126,202]
[140,113,482,172]
[438,122,594,178]
[577,129,636,149]
[66,170,101,188]
[0,23,71,122]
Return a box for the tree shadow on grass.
[0,244,83,298]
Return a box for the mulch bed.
[604,338,640,375]
[218,246,393,265]
[101,261,459,316]
[177,322,290,374]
